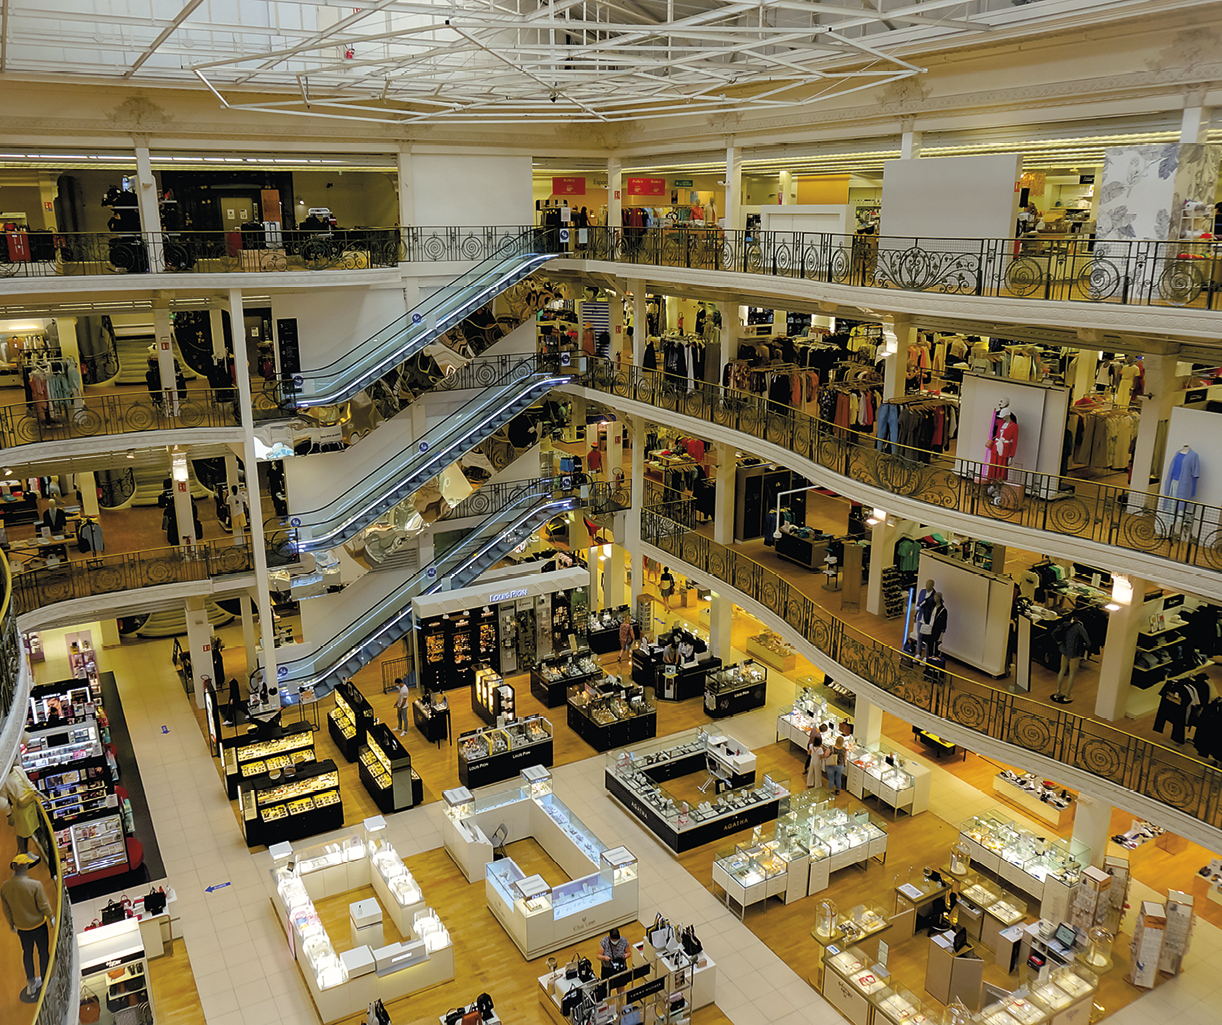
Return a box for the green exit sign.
[672,179,694,188]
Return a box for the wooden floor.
[147,944,208,1025]
[0,815,60,1025]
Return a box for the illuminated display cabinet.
[358,723,421,813]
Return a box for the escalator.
[277,476,625,695]
[292,236,554,410]
[293,356,573,552]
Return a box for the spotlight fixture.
[126,449,136,459]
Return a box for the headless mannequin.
[41,498,66,535]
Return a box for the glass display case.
[838,903,890,944]
[531,649,602,706]
[222,721,315,798]
[457,716,555,789]
[537,793,607,864]
[705,660,768,718]
[600,846,637,885]
[567,683,657,751]
[358,723,416,812]
[57,811,127,878]
[370,842,423,908]
[240,759,344,847]
[997,994,1046,1025]
[873,985,930,1025]
[327,679,372,762]
[586,604,632,654]
[552,872,613,919]
[412,908,452,952]
[711,842,788,916]
[826,945,890,997]
[962,879,1003,909]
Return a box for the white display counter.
[445,771,639,958]
[268,825,454,1024]
[845,745,931,817]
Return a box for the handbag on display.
[648,913,673,949]
[620,1005,642,1025]
[561,988,585,1016]
[681,925,703,956]
[476,992,494,1020]
[565,957,579,980]
[444,1010,464,1025]
[460,1011,481,1025]
[144,887,167,915]
[79,995,101,1024]
[101,899,127,925]
[577,955,594,982]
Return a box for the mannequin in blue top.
[1160,446,1201,535]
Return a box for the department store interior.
[4,6,1222,1025]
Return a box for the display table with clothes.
[776,524,831,569]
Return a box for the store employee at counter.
[636,629,721,701]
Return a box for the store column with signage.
[186,597,213,708]
[153,300,178,416]
[628,416,646,607]
[1095,575,1148,720]
[725,143,742,231]
[170,447,198,549]
[608,156,622,235]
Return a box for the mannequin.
[41,498,66,535]
[1159,445,1200,536]
[919,592,948,659]
[1116,356,1141,406]
[911,579,936,645]
[983,401,1018,501]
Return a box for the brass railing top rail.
[29,797,65,1025]
[642,485,1222,832]
[583,356,1222,582]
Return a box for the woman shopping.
[598,926,632,988]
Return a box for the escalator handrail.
[293,356,573,550]
[278,483,587,685]
[295,232,549,406]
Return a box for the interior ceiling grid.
[0,0,1185,124]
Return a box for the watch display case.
[472,664,514,725]
[537,793,606,864]
[567,684,657,751]
[327,680,373,762]
[961,813,1088,900]
[240,759,343,847]
[824,944,890,1024]
[587,604,632,654]
[531,649,601,706]
[457,715,555,789]
[711,843,788,917]
[704,660,768,717]
[358,723,417,812]
[844,743,931,816]
[221,720,315,798]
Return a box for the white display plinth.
[350,898,383,949]
[658,949,717,1009]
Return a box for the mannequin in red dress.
[984,402,1018,498]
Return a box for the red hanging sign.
[625,177,666,196]
[552,176,586,196]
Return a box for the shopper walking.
[659,567,675,610]
[826,737,847,796]
[618,616,636,662]
[1052,614,1091,703]
[2,853,54,1000]
[806,734,825,788]
[1,765,48,865]
[395,677,411,735]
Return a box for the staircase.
[293,357,573,552]
[129,464,212,506]
[295,239,553,409]
[112,323,198,386]
[278,487,586,696]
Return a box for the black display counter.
[529,650,602,707]
[604,769,784,853]
[653,657,722,701]
[704,664,768,718]
[358,722,416,813]
[241,759,344,848]
[472,667,513,725]
[457,721,555,789]
[413,699,451,745]
[775,530,830,570]
[327,680,374,762]
[587,624,622,655]
[567,701,657,752]
[221,721,314,799]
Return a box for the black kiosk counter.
[358,723,422,813]
[586,605,634,654]
[704,661,768,718]
[530,649,602,707]
[567,684,657,752]
[413,696,451,745]
[457,715,554,788]
[220,720,315,799]
[239,759,343,848]
[327,680,374,762]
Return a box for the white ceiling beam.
[124,0,206,79]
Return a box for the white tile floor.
[38,622,1222,1025]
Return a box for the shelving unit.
[221,720,315,798]
[327,679,374,762]
[239,758,344,847]
[37,757,114,824]
[880,567,907,620]
[472,665,514,725]
[358,722,418,812]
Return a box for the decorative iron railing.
[641,486,1222,832]
[32,798,74,1025]
[8,537,279,615]
[584,357,1222,580]
[0,552,17,725]
[0,388,238,449]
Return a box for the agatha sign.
[488,588,529,603]
[625,177,666,196]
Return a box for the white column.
[881,315,914,401]
[241,594,258,681]
[854,694,883,748]
[608,155,622,236]
[778,170,792,206]
[709,592,734,661]
[1071,793,1113,868]
[629,279,647,365]
[866,517,902,617]
[209,308,227,361]
[152,301,178,415]
[229,286,279,691]
[1073,348,1101,404]
[1094,576,1148,720]
[606,421,624,484]
[1180,96,1210,145]
[900,121,923,159]
[607,544,627,607]
[1129,353,1181,507]
[37,172,59,230]
[170,448,198,548]
[397,143,414,225]
[98,620,122,649]
[712,443,735,546]
[225,452,244,544]
[77,472,100,517]
[133,139,163,270]
[185,598,213,709]
[724,143,742,232]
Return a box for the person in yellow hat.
[2,853,55,1000]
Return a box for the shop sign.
[626,177,666,196]
[489,588,528,602]
[672,179,694,188]
[627,978,667,1004]
[552,176,586,195]
[1078,174,1095,184]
